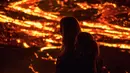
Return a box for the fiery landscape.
[0,0,130,50]
[0,0,130,73]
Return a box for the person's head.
[60,17,81,50]
[75,32,99,58]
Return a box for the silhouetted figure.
[74,32,99,73]
[74,32,105,73]
[56,17,81,73]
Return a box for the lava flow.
[0,0,130,72]
[0,0,130,51]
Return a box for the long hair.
[60,16,81,54]
[75,32,99,59]
[75,32,99,73]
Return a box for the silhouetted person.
[56,17,81,73]
[74,32,99,73]
[74,32,105,73]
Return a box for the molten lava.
[0,1,130,72]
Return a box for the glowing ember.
[23,42,30,48]
[40,46,61,52]
[34,52,39,58]
[41,53,57,61]
[29,64,39,73]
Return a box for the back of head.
[75,32,99,58]
[60,17,81,34]
[76,32,94,43]
[60,17,81,51]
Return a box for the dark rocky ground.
[0,44,130,73]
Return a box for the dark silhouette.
[56,17,81,73]
[74,32,99,73]
[59,17,81,53]
[74,32,105,73]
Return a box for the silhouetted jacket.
[73,49,97,73]
[56,49,76,73]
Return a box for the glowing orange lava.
[0,1,130,68]
[0,0,130,50]
[0,0,130,73]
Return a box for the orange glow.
[29,64,39,73]
[99,42,130,49]
[41,53,57,62]
[20,29,50,37]
[0,0,130,72]
[16,39,21,43]
[40,46,61,52]
[76,2,117,10]
[34,52,38,58]
[6,0,61,21]
[82,21,130,40]
[0,14,43,29]
[76,2,91,10]
[0,0,130,50]
[23,42,30,48]
[0,11,5,14]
